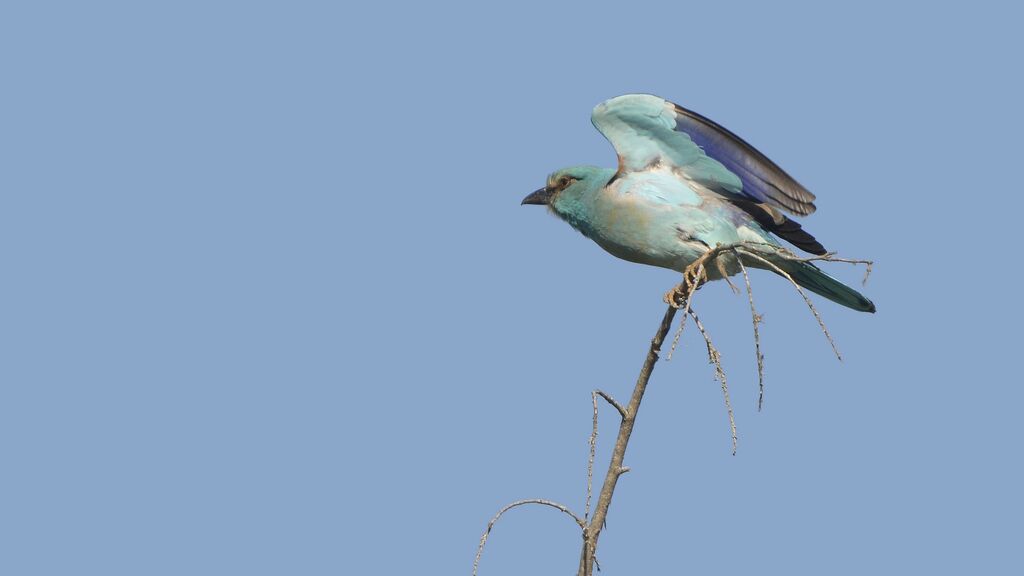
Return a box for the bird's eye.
[558,176,571,188]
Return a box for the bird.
[522,94,875,313]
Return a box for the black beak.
[522,186,553,206]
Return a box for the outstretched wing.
[591,94,817,216]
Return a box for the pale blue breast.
[585,171,746,271]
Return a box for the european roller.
[522,94,875,313]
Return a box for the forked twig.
[578,300,684,576]
[738,243,874,286]
[736,248,843,361]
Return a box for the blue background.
[3,1,1022,574]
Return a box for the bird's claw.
[664,273,705,308]
[664,285,690,309]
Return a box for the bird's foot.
[664,283,695,309]
[664,271,706,308]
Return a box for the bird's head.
[521,166,610,221]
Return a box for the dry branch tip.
[473,499,585,576]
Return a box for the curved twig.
[473,499,585,576]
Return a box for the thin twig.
[688,309,738,455]
[745,243,872,266]
[736,255,766,411]
[595,390,627,420]
[738,243,874,286]
[737,248,843,361]
[665,315,687,361]
[586,392,598,521]
[861,261,873,286]
[474,499,585,576]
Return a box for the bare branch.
[473,240,874,576]
[595,390,627,420]
[736,248,843,362]
[563,241,870,576]
[736,254,766,411]
[732,242,874,287]
[586,392,598,521]
[474,499,586,576]
[578,299,684,576]
[688,309,738,455]
[741,243,873,268]
[665,314,687,361]
[587,389,628,522]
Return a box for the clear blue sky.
[3,1,1022,574]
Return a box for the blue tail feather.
[775,259,875,313]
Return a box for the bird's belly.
[595,235,704,271]
[588,202,705,272]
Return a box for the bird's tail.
[763,256,876,313]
